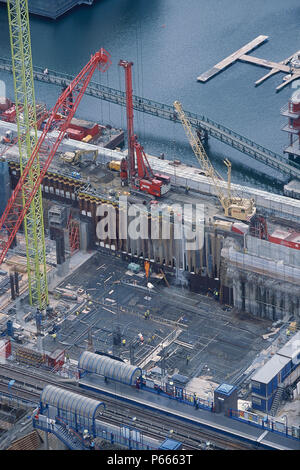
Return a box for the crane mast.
[0,48,111,266]
[173,101,256,222]
[119,60,171,197]
[7,0,48,308]
[119,60,135,183]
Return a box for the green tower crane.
[7,0,48,308]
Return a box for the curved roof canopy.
[78,351,142,385]
[41,385,104,421]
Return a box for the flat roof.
[251,354,290,384]
[159,438,182,450]
[215,383,236,395]
[277,331,300,360]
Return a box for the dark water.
[0,0,299,192]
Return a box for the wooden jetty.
[197,35,300,91]
[197,35,268,82]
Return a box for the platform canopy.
[41,385,105,423]
[78,351,142,386]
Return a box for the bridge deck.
[1,56,300,180]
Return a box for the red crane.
[118,60,134,184]
[119,60,170,197]
[0,48,111,264]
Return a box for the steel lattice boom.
[7,0,48,308]
[174,100,256,222]
[0,48,111,268]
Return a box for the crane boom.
[174,101,256,221]
[8,0,48,308]
[0,48,111,264]
[173,100,226,208]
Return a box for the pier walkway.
[0,57,300,180]
[197,35,300,92]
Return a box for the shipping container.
[69,118,100,137]
[46,348,65,370]
[1,105,17,122]
[66,128,85,141]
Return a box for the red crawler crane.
[0,48,111,264]
[119,60,170,197]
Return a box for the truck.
[107,160,121,172]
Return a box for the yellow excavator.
[173,101,256,222]
[60,149,98,165]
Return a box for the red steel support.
[0,48,111,264]
[119,60,135,180]
[133,135,154,181]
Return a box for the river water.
[0,0,299,192]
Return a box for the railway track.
[0,364,259,450]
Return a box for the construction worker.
[122,339,126,346]
[193,393,197,407]
[213,289,219,299]
[89,439,95,450]
[52,333,57,342]
[144,309,150,320]
[138,333,144,344]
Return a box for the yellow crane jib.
[173,101,256,222]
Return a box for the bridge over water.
[0,56,299,181]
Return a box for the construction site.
[0,0,299,453]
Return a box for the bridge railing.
[1,56,298,177]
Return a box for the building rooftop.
[215,383,236,396]
[251,354,290,384]
[277,331,300,360]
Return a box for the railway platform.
[79,374,300,450]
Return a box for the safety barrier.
[33,412,157,450]
[228,408,300,441]
[141,381,213,412]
